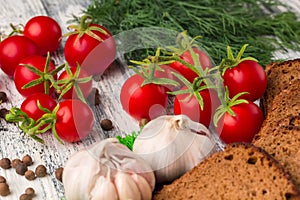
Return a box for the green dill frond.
[84,0,300,66]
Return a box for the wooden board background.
[0,0,299,199]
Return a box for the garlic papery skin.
[132,114,217,183]
[62,138,155,200]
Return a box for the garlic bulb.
[62,138,155,200]
[132,114,217,183]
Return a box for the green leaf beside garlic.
[132,114,217,183]
[62,138,155,200]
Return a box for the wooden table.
[0,0,299,199]
[0,1,140,199]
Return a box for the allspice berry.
[0,182,10,196]
[35,165,47,177]
[25,187,35,197]
[22,155,33,166]
[0,158,11,169]
[15,162,28,176]
[87,88,101,106]
[0,92,8,103]
[0,176,6,183]
[100,119,113,131]
[11,158,22,168]
[25,170,35,181]
[139,118,149,127]
[55,167,64,182]
[19,193,31,200]
[0,108,9,119]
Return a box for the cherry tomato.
[14,55,56,97]
[24,16,62,55]
[216,101,264,144]
[21,93,56,122]
[173,86,219,127]
[0,35,41,77]
[120,74,168,121]
[55,99,94,142]
[223,60,267,102]
[64,24,116,76]
[169,47,212,83]
[58,67,92,99]
[154,64,182,92]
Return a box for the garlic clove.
[133,114,217,183]
[131,173,153,200]
[94,138,156,190]
[63,138,156,200]
[63,150,101,200]
[114,172,141,200]
[90,176,118,200]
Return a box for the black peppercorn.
[100,119,113,131]
[0,92,8,103]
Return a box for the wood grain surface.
[0,0,299,200]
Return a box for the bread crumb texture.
[153,143,300,200]
[254,87,300,142]
[254,126,300,189]
[262,59,300,115]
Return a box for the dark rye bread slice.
[261,59,300,115]
[153,143,300,200]
[253,87,300,142]
[253,126,300,189]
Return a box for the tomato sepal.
[20,52,61,94]
[5,107,45,143]
[129,51,180,88]
[63,15,109,43]
[213,87,249,127]
[56,63,92,103]
[219,44,259,75]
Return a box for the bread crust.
[261,59,300,116]
[254,126,300,189]
[153,143,300,200]
[253,86,300,142]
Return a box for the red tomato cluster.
[0,16,61,77]
[0,15,116,143]
[120,47,218,127]
[64,23,116,76]
[23,16,62,55]
[215,101,264,144]
[169,47,212,83]
[120,43,266,145]
[216,46,266,144]
[223,60,267,102]
[120,74,169,121]
[15,93,94,143]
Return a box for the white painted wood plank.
[0,1,95,200]
[0,1,299,199]
[275,0,300,59]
